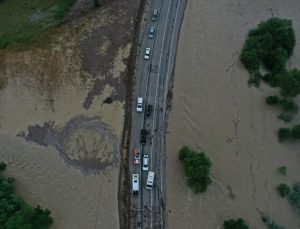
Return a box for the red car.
[134,148,140,165]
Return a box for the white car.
[144,48,151,60]
[142,155,149,171]
[136,97,143,112]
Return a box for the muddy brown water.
[166,0,300,228]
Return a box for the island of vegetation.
[178,146,212,193]
[0,161,53,228]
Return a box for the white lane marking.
[149,0,173,228]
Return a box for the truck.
[132,174,139,196]
[133,147,140,165]
[146,171,155,190]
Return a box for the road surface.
[129,0,186,228]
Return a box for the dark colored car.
[140,129,147,144]
[145,105,153,117]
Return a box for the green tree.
[223,218,249,229]
[278,128,291,142]
[266,96,279,105]
[93,0,100,8]
[179,146,212,193]
[277,183,291,198]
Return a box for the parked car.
[140,129,147,144]
[145,104,153,117]
[134,148,140,165]
[144,48,151,60]
[142,155,149,171]
[151,9,158,22]
[148,27,155,39]
[136,96,143,112]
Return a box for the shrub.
[179,146,212,193]
[291,124,300,139]
[278,166,287,175]
[266,96,279,105]
[262,73,283,88]
[277,183,291,198]
[261,215,285,229]
[279,99,298,113]
[278,128,291,142]
[0,161,6,171]
[223,218,249,229]
[278,114,293,123]
[288,182,300,215]
[280,69,300,97]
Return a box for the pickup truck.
[133,148,140,165]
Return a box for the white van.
[132,174,139,196]
[136,97,143,112]
[146,171,155,190]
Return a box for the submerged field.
[0,0,75,48]
[0,0,139,227]
[166,0,300,228]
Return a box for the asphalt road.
[129,0,186,228]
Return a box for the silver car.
[148,27,155,39]
[142,155,149,171]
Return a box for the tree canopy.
[0,161,53,228]
[179,146,212,193]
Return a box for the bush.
[262,73,283,87]
[288,182,300,215]
[279,99,298,113]
[291,124,300,139]
[266,96,279,105]
[223,218,249,229]
[277,183,291,198]
[280,69,300,97]
[261,215,285,229]
[0,161,6,171]
[278,166,287,175]
[278,128,291,142]
[179,146,212,193]
[278,114,293,123]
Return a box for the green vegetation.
[0,161,53,228]
[240,18,295,86]
[291,124,300,139]
[278,114,293,123]
[178,146,212,193]
[93,0,100,8]
[279,99,298,113]
[262,215,285,229]
[0,161,6,171]
[0,0,76,49]
[278,128,291,142]
[288,182,300,215]
[277,183,291,198]
[278,166,287,175]
[266,96,279,105]
[223,218,249,229]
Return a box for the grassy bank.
[0,0,75,48]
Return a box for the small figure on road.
[160,107,163,112]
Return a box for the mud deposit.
[0,0,140,228]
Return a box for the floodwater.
[166,0,300,228]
